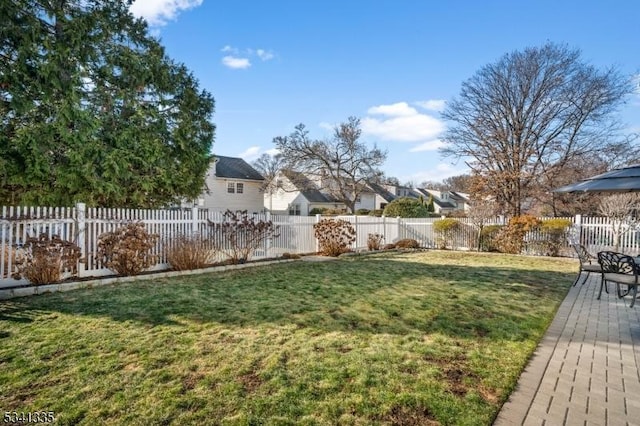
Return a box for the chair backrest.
[573,244,594,265]
[597,251,637,274]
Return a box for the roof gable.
[214,156,264,181]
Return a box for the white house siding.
[268,188,303,215]
[202,176,264,213]
[373,194,391,210]
[354,192,376,211]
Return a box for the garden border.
[0,258,297,300]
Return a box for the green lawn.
[0,251,575,425]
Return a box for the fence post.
[76,202,86,276]
[266,211,272,257]
[354,214,358,250]
[397,216,401,240]
[573,214,582,246]
[315,214,321,253]
[191,205,199,235]
[382,215,386,243]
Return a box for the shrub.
[308,208,326,216]
[367,233,384,251]
[395,238,420,249]
[539,218,573,257]
[166,234,216,271]
[97,222,159,276]
[369,209,384,217]
[211,210,279,264]
[383,243,397,250]
[323,208,347,216]
[383,197,429,218]
[313,218,356,256]
[479,225,503,252]
[355,209,371,216]
[433,218,461,249]
[13,234,82,285]
[282,252,301,260]
[495,215,541,254]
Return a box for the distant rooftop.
[214,156,264,181]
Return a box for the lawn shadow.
[6,255,575,342]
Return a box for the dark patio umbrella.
[553,165,640,193]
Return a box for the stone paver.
[494,274,640,426]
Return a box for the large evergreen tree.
[0,0,215,207]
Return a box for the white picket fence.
[0,203,637,288]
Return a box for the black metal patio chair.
[597,251,639,308]
[571,244,601,287]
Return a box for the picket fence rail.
[0,203,637,289]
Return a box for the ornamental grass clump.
[395,238,420,249]
[13,234,82,285]
[314,218,356,256]
[166,234,217,271]
[97,222,159,276]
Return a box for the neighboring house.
[267,170,345,215]
[415,188,464,215]
[266,170,377,215]
[449,191,472,213]
[189,156,265,213]
[367,182,397,210]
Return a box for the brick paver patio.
[495,274,640,426]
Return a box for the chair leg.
[617,283,630,298]
[598,278,606,300]
[578,271,590,286]
[572,271,581,286]
[630,285,638,308]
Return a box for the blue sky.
[130,0,640,184]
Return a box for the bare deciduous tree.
[441,42,633,217]
[273,117,387,213]
[251,153,286,211]
[598,194,640,251]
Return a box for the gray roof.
[416,188,456,208]
[283,170,340,203]
[367,182,397,202]
[449,191,470,203]
[214,156,264,181]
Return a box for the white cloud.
[238,146,280,161]
[402,163,468,184]
[362,113,445,142]
[256,49,275,61]
[238,146,261,160]
[318,122,335,131]
[130,0,203,26]
[409,140,445,152]
[367,102,417,117]
[415,99,447,112]
[220,46,275,70]
[222,56,251,69]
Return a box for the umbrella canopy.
[553,165,640,193]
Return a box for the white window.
[236,183,244,194]
[288,204,301,216]
[227,182,235,193]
